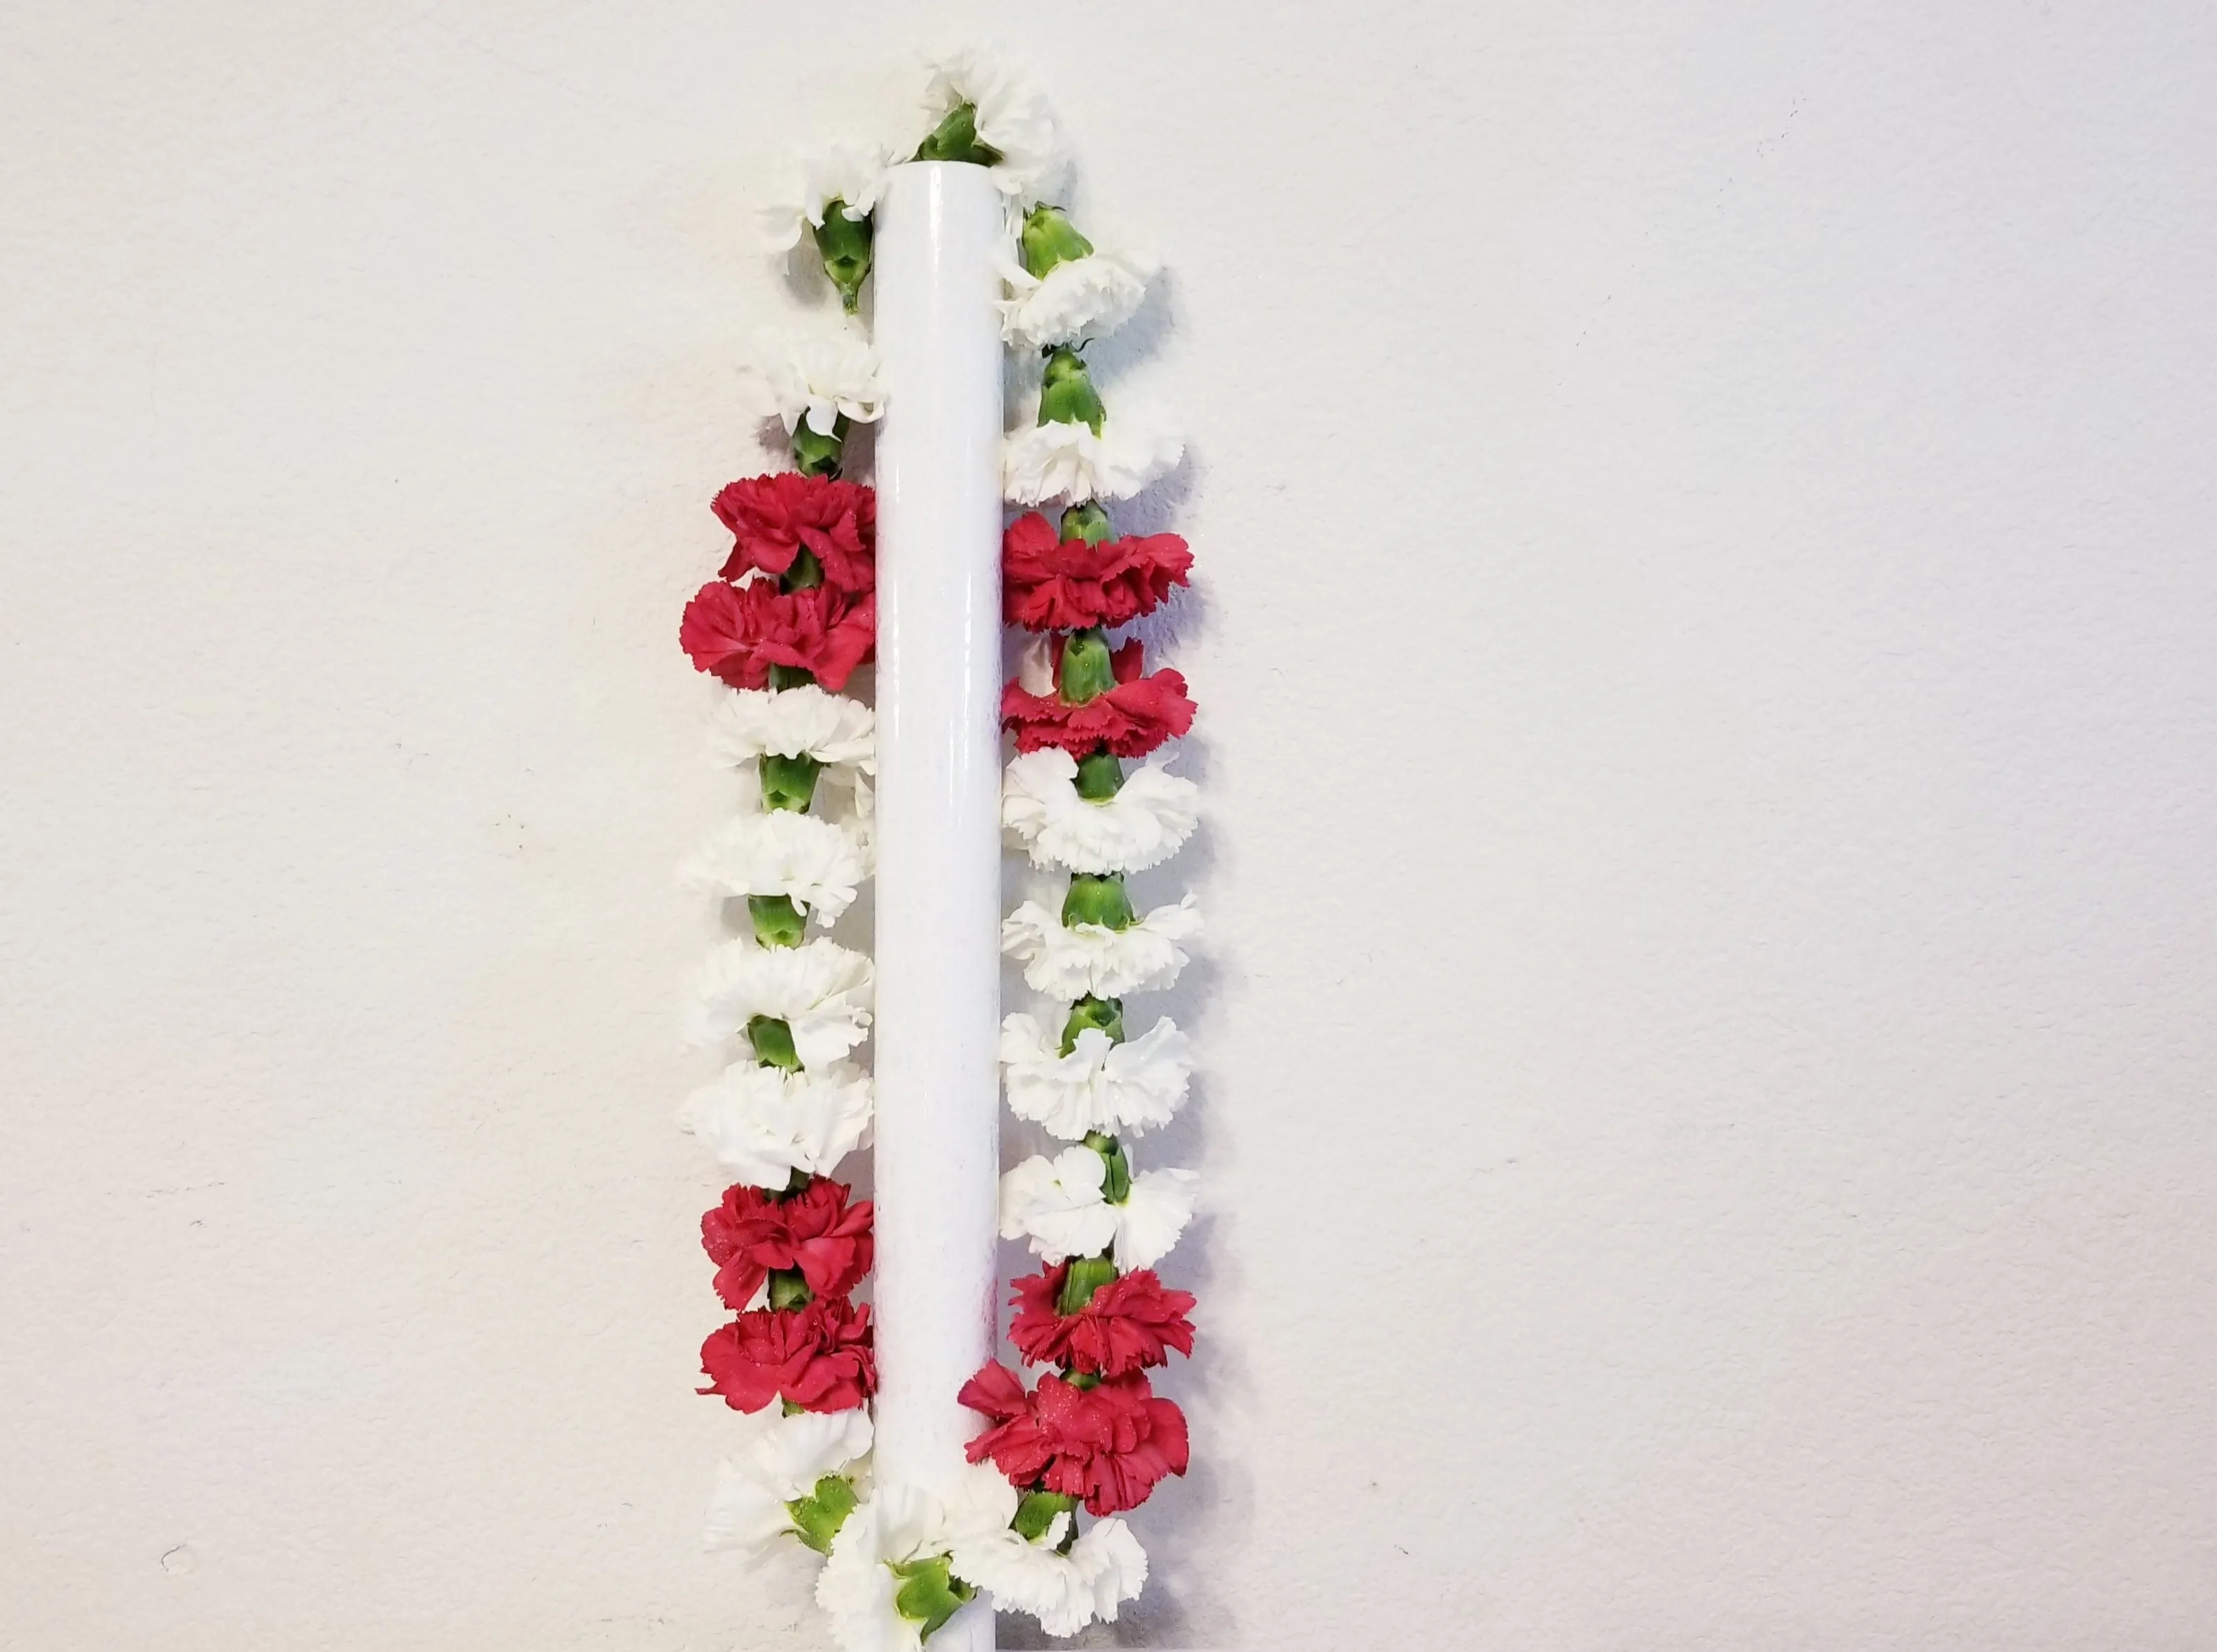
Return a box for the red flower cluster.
[1002,512,1191,632]
[1001,638,1196,758]
[680,579,876,692]
[1009,1265,1196,1379]
[959,1361,1188,1516]
[701,1297,876,1414]
[702,1178,873,1310]
[712,473,875,595]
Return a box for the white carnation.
[997,246,1154,350]
[818,1480,983,1652]
[708,685,875,774]
[947,1464,1147,1639]
[754,319,885,439]
[761,143,892,254]
[1001,894,1201,998]
[999,1144,1197,1269]
[703,1408,873,1558]
[1000,1014,1190,1139]
[924,52,1066,199]
[1003,405,1183,506]
[685,938,873,1066]
[1002,748,1198,874]
[684,810,871,923]
[678,1059,873,1188]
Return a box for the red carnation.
[702,1179,874,1309]
[1009,1264,1196,1378]
[958,1360,1189,1516]
[1001,512,1191,632]
[700,1298,875,1414]
[680,579,876,692]
[712,473,876,595]
[1001,639,1195,759]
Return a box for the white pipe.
[869,160,1004,1650]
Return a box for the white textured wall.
[5,3,2216,1648]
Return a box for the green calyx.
[1058,628,1115,705]
[1059,994,1125,1054]
[812,202,873,315]
[1073,747,1124,800]
[913,102,1002,167]
[786,1472,859,1553]
[768,663,815,691]
[1064,1370,1103,1392]
[1083,1131,1132,1203]
[1057,1250,1120,1315]
[791,414,848,479]
[747,894,807,948]
[766,1267,813,1311]
[888,1554,975,1637]
[1037,346,1105,434]
[783,546,824,591]
[747,1014,801,1071]
[760,750,822,813]
[1059,501,1114,546]
[1011,1488,1077,1543]
[1061,874,1132,931]
[1021,204,1095,279]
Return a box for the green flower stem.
[889,1555,975,1637]
[768,663,815,691]
[1059,994,1125,1053]
[1073,747,1123,799]
[759,751,823,812]
[782,546,825,591]
[1056,1250,1118,1315]
[811,202,873,314]
[1061,873,1132,931]
[787,1473,859,1553]
[747,1014,801,1071]
[791,414,848,479]
[767,1267,813,1311]
[1038,346,1105,434]
[1059,501,1113,544]
[1057,626,1115,703]
[747,894,807,948]
[1082,1131,1132,1203]
[1021,204,1095,278]
[1012,1488,1077,1543]
[913,102,1001,167]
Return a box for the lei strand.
[676,57,1202,1649]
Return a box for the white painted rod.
[869,159,1004,1647]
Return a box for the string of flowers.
[684,55,1204,1650]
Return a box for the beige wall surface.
[5,3,2216,1648]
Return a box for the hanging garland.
[677,54,1202,1649]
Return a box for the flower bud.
[766,1266,813,1311]
[1072,747,1124,800]
[759,751,822,813]
[913,103,1001,167]
[1021,204,1095,279]
[1059,994,1125,1054]
[1058,501,1113,545]
[747,894,807,948]
[786,1471,859,1553]
[811,201,873,315]
[1036,346,1104,434]
[1058,627,1115,704]
[1011,1488,1077,1543]
[791,414,847,479]
[888,1555,976,1637]
[747,1014,801,1071]
[1061,874,1132,931]
[1083,1131,1132,1203]
[1056,1251,1119,1315]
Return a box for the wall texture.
[4,3,2215,1648]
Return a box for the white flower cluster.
[752,318,885,441]
[761,143,892,255]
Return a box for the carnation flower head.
[1001,636,1195,758]
[959,1362,1189,1517]
[680,577,876,692]
[710,472,876,593]
[920,52,1067,199]
[1001,891,1201,999]
[678,1059,873,1189]
[941,1459,1148,1636]
[1000,1012,1191,1140]
[1001,510,1191,631]
[1002,748,1197,875]
[760,143,892,253]
[706,683,875,775]
[702,1176,875,1308]
[683,808,871,922]
[685,936,874,1063]
[999,1143,1197,1269]
[701,1296,876,1414]
[703,1406,873,1558]
[754,320,885,440]
[997,244,1154,351]
[1011,1264,1195,1378]
[1003,400,1183,506]
[818,1477,1002,1652]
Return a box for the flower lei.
[684,55,1199,1649]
